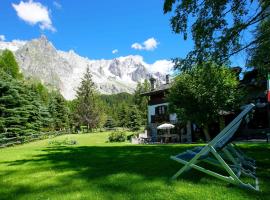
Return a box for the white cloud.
[0,35,6,41]
[131,43,143,50]
[12,0,56,32]
[143,38,158,50]
[112,49,118,54]
[147,60,174,74]
[131,37,159,51]
[53,1,62,9]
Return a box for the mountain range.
[0,35,173,100]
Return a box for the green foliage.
[104,116,116,129]
[73,67,103,130]
[100,81,149,128]
[118,105,130,127]
[48,137,77,145]
[168,62,242,137]
[26,78,50,104]
[48,91,69,130]
[0,50,22,79]
[163,0,270,70]
[134,80,150,125]
[126,105,142,131]
[100,92,134,124]
[0,69,44,136]
[248,6,270,77]
[108,131,126,142]
[0,50,70,138]
[0,50,148,137]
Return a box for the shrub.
[108,131,126,142]
[48,138,77,145]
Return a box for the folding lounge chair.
[170,103,259,191]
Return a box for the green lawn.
[0,132,269,200]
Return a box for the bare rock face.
[0,36,173,100]
[15,35,73,93]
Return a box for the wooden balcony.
[151,114,170,123]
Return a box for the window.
[155,105,167,115]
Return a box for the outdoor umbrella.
[157,123,175,130]
[157,123,175,143]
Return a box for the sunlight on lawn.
[0,132,269,200]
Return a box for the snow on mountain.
[0,40,26,52]
[0,35,173,100]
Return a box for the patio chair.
[170,103,259,191]
[138,131,151,144]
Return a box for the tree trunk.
[219,116,225,131]
[203,125,211,142]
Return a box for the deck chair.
[170,103,259,191]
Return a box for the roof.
[141,83,171,96]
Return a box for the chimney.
[166,74,170,84]
[150,77,156,91]
[231,66,242,81]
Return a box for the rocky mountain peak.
[40,34,48,41]
[0,36,173,100]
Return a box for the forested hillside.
[0,50,150,142]
[100,80,150,129]
[0,50,69,138]
[100,93,134,123]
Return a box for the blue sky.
[0,0,248,66]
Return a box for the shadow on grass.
[3,145,189,179]
[1,144,269,200]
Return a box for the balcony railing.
[151,114,169,123]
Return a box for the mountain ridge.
[0,35,173,100]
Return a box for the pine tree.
[0,51,70,138]
[100,92,134,124]
[127,105,142,131]
[0,70,44,136]
[39,105,51,131]
[104,116,115,129]
[118,105,129,127]
[48,91,69,130]
[134,80,150,125]
[74,67,101,131]
[0,50,22,79]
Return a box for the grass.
[0,132,269,200]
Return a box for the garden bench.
[170,103,259,191]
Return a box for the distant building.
[240,68,269,129]
[142,75,193,143]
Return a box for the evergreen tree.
[104,116,116,129]
[0,50,70,139]
[48,91,69,130]
[27,78,50,104]
[118,105,129,128]
[39,105,52,131]
[100,92,134,124]
[0,70,44,136]
[74,67,101,131]
[0,50,22,79]
[127,105,142,131]
[67,99,78,132]
[134,80,150,125]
